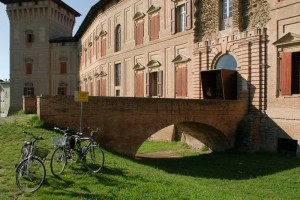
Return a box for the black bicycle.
[50,127,104,175]
[72,127,105,173]
[15,131,49,193]
[50,127,78,176]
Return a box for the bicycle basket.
[51,137,67,147]
[33,146,49,159]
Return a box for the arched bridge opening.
[136,122,231,158]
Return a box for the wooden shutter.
[101,37,106,56]
[146,72,150,97]
[150,16,155,41]
[101,79,106,96]
[136,73,144,97]
[157,71,163,97]
[154,15,159,40]
[136,21,144,45]
[281,52,292,95]
[182,66,187,97]
[60,62,67,74]
[176,68,182,96]
[171,8,176,34]
[185,0,192,30]
[26,63,32,74]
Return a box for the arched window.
[115,24,121,52]
[216,54,237,70]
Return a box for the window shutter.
[176,68,182,96]
[150,16,154,40]
[185,0,192,30]
[146,72,150,97]
[157,71,163,97]
[182,66,187,97]
[155,14,159,40]
[281,52,292,95]
[136,73,144,97]
[101,79,106,96]
[26,63,32,74]
[60,62,67,74]
[171,8,176,34]
[101,37,106,56]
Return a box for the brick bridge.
[35,96,248,157]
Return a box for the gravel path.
[0,115,33,124]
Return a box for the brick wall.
[37,95,248,156]
[23,96,37,114]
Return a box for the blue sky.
[0,0,98,80]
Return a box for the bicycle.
[50,127,78,176]
[15,131,49,193]
[72,127,105,173]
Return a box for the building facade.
[0,80,10,117]
[0,0,80,113]
[2,0,300,155]
[76,0,195,99]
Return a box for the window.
[135,72,144,97]
[60,62,67,74]
[24,83,34,96]
[178,5,186,32]
[27,33,34,43]
[220,0,233,30]
[280,52,300,95]
[25,31,34,48]
[171,0,192,34]
[58,87,67,95]
[176,66,187,97]
[115,25,121,52]
[115,63,121,86]
[25,63,32,74]
[135,21,144,45]
[216,54,237,70]
[146,71,163,97]
[150,14,159,40]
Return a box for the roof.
[0,0,81,17]
[74,0,111,40]
[49,36,76,43]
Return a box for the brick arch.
[134,121,231,156]
[37,96,248,157]
[176,121,231,151]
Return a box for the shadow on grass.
[134,151,300,180]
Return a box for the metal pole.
[80,102,83,133]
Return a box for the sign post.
[74,91,89,133]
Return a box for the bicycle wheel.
[84,144,104,173]
[50,147,66,176]
[16,157,45,193]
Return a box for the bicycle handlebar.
[23,131,45,141]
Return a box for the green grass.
[137,141,190,153]
[0,117,300,200]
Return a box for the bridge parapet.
[37,96,248,156]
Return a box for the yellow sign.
[74,91,89,102]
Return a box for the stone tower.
[0,0,80,113]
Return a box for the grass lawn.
[0,116,300,200]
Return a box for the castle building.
[0,0,80,113]
[1,0,300,156]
